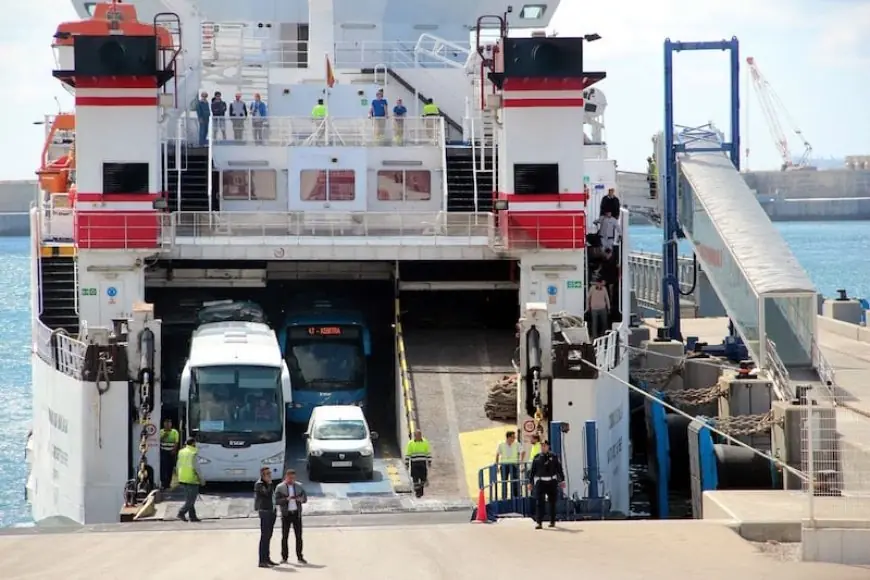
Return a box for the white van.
[304,405,378,481]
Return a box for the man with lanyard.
[250,93,267,144]
[405,429,432,497]
[495,430,523,499]
[369,89,388,144]
[175,437,204,522]
[527,440,565,529]
[158,418,179,490]
[421,98,440,142]
[273,468,309,565]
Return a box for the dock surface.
[3,518,867,579]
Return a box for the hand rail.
[764,337,793,401]
[207,113,214,214]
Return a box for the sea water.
[2,220,870,526]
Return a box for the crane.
[745,56,813,171]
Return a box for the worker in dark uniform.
[254,466,278,568]
[158,418,179,490]
[527,440,565,529]
[405,429,432,497]
[599,188,620,220]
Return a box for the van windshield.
[312,419,367,441]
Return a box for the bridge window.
[519,4,547,19]
[300,169,356,201]
[84,2,97,16]
[376,170,432,201]
[221,169,277,200]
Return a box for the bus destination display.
[288,326,361,339]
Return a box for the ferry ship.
[26,0,632,524]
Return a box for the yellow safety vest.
[527,443,541,462]
[647,161,657,179]
[422,103,440,116]
[312,104,326,119]
[159,428,179,452]
[405,438,432,463]
[176,445,200,484]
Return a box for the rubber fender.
[666,413,692,491]
[713,444,774,489]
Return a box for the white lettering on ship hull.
[49,408,69,433]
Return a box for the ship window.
[102,162,149,194]
[221,169,277,200]
[513,163,558,194]
[279,23,309,69]
[84,2,97,16]
[519,4,547,19]
[377,170,432,201]
[300,169,356,201]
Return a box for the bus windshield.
[189,365,283,443]
[285,325,365,392]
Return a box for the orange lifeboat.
[53,1,174,48]
[36,113,76,194]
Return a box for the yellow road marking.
[458,426,505,500]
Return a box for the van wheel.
[363,469,374,481]
[307,463,320,482]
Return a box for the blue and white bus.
[278,302,371,424]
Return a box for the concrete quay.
[2,517,868,579]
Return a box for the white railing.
[209,116,444,147]
[628,252,697,312]
[594,328,627,372]
[42,195,74,241]
[414,34,471,68]
[167,211,493,244]
[33,320,86,379]
[764,337,793,401]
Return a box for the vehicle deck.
[3,517,867,579]
[403,328,516,498]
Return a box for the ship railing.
[209,116,444,147]
[764,337,793,401]
[163,210,494,244]
[594,326,630,373]
[33,320,86,379]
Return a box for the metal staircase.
[164,144,216,212]
[445,146,496,212]
[200,22,270,102]
[39,256,79,334]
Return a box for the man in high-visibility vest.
[158,418,180,490]
[405,429,432,498]
[647,156,658,199]
[311,99,327,144]
[527,434,542,465]
[421,98,440,142]
[175,437,204,522]
[495,430,522,499]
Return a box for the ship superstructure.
[28,0,631,524]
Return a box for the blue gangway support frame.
[584,420,600,500]
[662,37,741,341]
[649,391,670,518]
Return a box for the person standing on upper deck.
[211,91,227,141]
[370,89,389,144]
[229,93,248,141]
[250,93,267,144]
[196,92,210,147]
[392,98,408,145]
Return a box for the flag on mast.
[326,54,336,88]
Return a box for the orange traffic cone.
[475,488,490,523]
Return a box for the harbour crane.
[745,56,813,171]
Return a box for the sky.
[0,0,867,179]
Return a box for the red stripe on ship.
[503,98,584,108]
[75,96,159,107]
[75,77,159,89]
[502,77,600,91]
[76,193,163,203]
[75,211,161,249]
[500,193,588,203]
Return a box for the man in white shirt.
[495,431,523,499]
[597,214,621,252]
[273,469,308,565]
